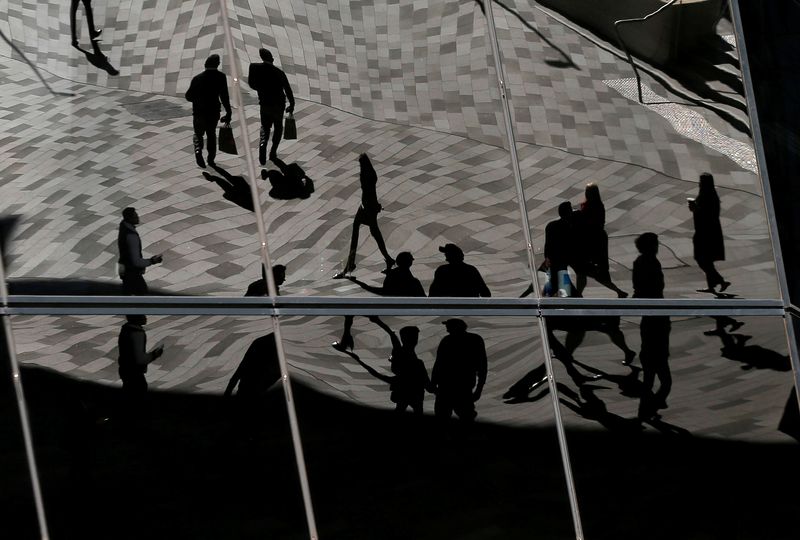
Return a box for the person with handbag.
[186,54,232,168]
[247,48,295,165]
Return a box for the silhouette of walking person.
[244,264,286,297]
[632,233,672,421]
[225,333,282,438]
[332,252,424,352]
[543,201,575,297]
[117,315,163,422]
[573,183,628,298]
[357,317,431,414]
[186,54,232,169]
[429,244,491,297]
[117,207,162,295]
[248,48,295,165]
[689,173,730,293]
[333,154,395,278]
[70,0,102,48]
[430,319,488,422]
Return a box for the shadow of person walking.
[204,163,254,211]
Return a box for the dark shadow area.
[264,158,314,200]
[204,164,255,212]
[7,278,180,296]
[474,0,578,69]
[0,329,40,538]
[9,365,305,540]
[74,41,119,77]
[4,364,799,539]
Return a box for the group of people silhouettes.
[114,43,735,427]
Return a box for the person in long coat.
[689,173,730,293]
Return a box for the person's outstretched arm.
[368,316,401,350]
[348,276,383,296]
[354,356,393,385]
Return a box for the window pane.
[546,314,798,539]
[282,314,575,538]
[12,315,308,539]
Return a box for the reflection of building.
[0,1,797,539]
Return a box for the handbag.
[218,122,237,155]
[283,113,297,140]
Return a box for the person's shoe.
[332,335,354,352]
[195,153,206,169]
[202,172,215,182]
[333,263,356,279]
[269,149,278,162]
[617,290,629,299]
[207,156,215,167]
[90,28,103,41]
[729,320,745,332]
[719,280,731,292]
[622,350,636,366]
[71,39,79,48]
[258,145,267,166]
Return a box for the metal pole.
[216,2,319,538]
[482,2,585,538]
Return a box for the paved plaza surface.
[0,1,795,444]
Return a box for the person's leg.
[654,358,672,409]
[698,258,724,290]
[205,114,220,164]
[604,325,637,364]
[434,395,453,420]
[345,209,365,271]
[70,0,80,44]
[332,315,355,351]
[269,112,284,160]
[259,108,272,166]
[192,115,206,167]
[367,218,394,269]
[565,328,586,356]
[81,0,100,38]
[575,271,587,296]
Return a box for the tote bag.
[218,123,237,155]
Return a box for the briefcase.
[218,122,237,155]
[283,113,297,140]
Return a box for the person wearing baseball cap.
[430,318,488,422]
[428,243,490,297]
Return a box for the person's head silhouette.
[442,318,468,335]
[259,48,274,63]
[439,243,464,264]
[396,251,414,269]
[635,232,659,256]
[122,207,139,226]
[273,264,286,287]
[399,326,420,348]
[585,183,601,205]
[126,314,147,326]
[558,201,573,219]
[205,54,221,69]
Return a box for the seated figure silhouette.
[244,264,286,296]
[263,158,314,200]
[203,164,254,211]
[633,232,672,421]
[332,251,424,353]
[430,319,488,422]
[429,244,490,297]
